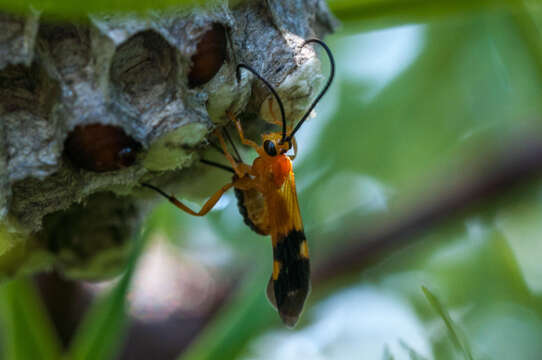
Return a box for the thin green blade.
[68,228,148,360]
[0,278,62,360]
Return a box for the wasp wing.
[266,171,310,327]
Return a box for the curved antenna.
[237,64,287,142]
[200,159,235,173]
[285,38,335,144]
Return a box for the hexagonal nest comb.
[0,0,337,279]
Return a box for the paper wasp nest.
[0,1,336,279]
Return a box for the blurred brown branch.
[313,135,542,284]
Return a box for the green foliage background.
[1,0,542,359]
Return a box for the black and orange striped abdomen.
[234,186,270,236]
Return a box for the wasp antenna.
[141,182,171,199]
[237,64,287,142]
[286,39,335,143]
[200,159,235,173]
[223,127,243,163]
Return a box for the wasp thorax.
[271,154,292,187]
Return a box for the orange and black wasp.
[143,38,334,327]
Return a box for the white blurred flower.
[243,286,432,360]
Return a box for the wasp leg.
[215,129,252,178]
[142,182,234,217]
[214,129,240,171]
[227,111,260,151]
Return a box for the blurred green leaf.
[309,13,542,213]
[0,0,210,18]
[399,340,429,360]
[328,0,512,25]
[382,346,395,360]
[422,286,473,360]
[180,261,277,360]
[67,277,130,360]
[67,228,148,360]
[0,279,61,360]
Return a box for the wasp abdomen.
[234,186,270,236]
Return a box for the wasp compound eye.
[264,140,277,156]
